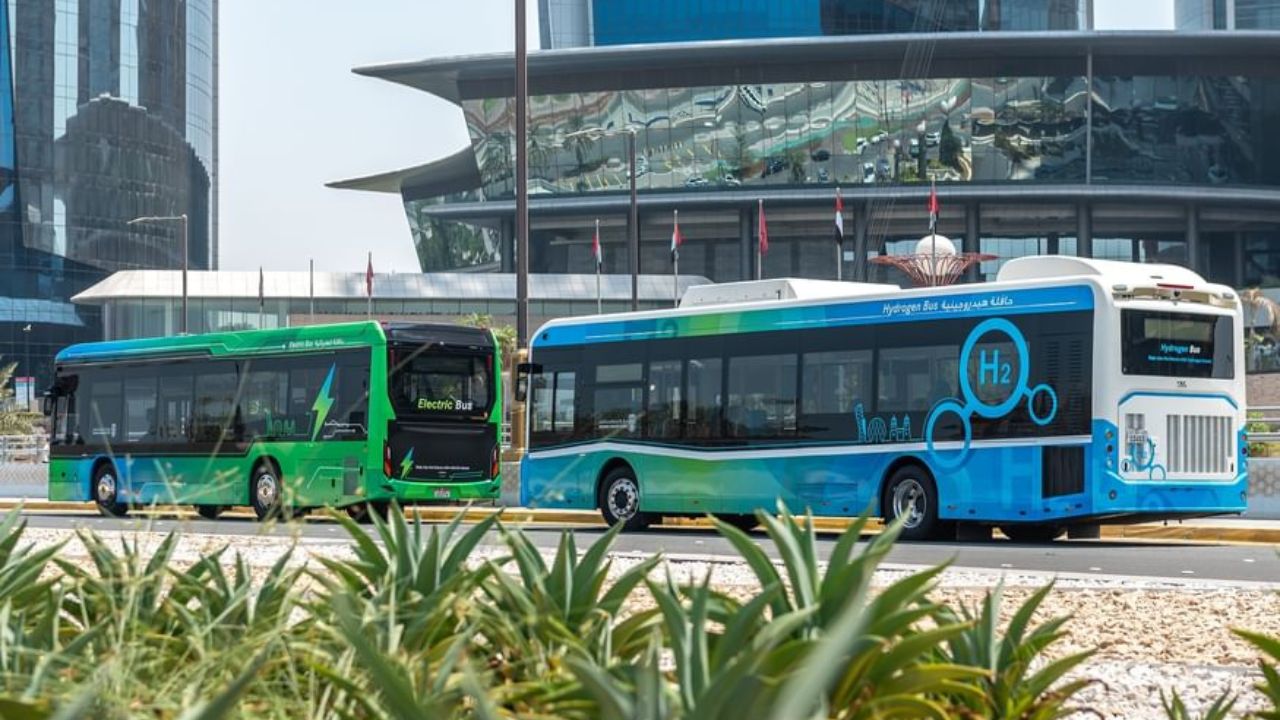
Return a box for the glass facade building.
[1177,0,1280,28]
[0,0,216,394]
[335,7,1280,374]
[541,0,1089,48]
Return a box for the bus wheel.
[1000,524,1066,544]
[883,465,941,541]
[93,463,128,518]
[599,466,650,532]
[194,505,224,520]
[345,501,390,525]
[250,463,283,521]
[714,513,760,533]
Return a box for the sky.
[218,0,1172,273]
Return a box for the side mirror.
[41,394,55,417]
[514,362,540,403]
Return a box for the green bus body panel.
[49,321,502,507]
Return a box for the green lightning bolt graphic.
[310,364,336,441]
[399,448,414,479]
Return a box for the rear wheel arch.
[595,457,637,504]
[878,456,935,517]
[249,455,285,518]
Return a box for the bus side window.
[685,357,721,440]
[646,359,682,440]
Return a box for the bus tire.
[598,465,651,532]
[250,461,284,521]
[1000,524,1066,544]
[714,513,760,533]
[345,501,390,525]
[883,464,942,541]
[92,462,128,518]
[194,505,224,520]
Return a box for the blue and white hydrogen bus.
[517,257,1247,541]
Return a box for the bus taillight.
[490,444,500,480]
[383,441,393,478]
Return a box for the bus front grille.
[1165,414,1234,476]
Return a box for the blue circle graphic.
[926,317,1058,471]
[925,399,972,470]
[958,318,1031,419]
[1027,384,1058,426]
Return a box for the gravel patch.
[18,525,1279,718]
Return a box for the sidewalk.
[2,499,1278,545]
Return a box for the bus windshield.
[1121,309,1234,379]
[390,350,492,418]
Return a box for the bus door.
[386,344,498,485]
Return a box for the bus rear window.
[390,352,492,417]
[1121,310,1234,379]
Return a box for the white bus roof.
[679,278,899,308]
[532,257,1225,337]
[995,256,1207,287]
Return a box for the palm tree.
[0,358,39,435]
[1241,288,1280,336]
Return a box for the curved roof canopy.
[355,31,1280,106]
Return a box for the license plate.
[433,488,452,499]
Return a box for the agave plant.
[1161,689,1237,720]
[1235,628,1280,720]
[936,583,1096,720]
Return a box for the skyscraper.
[0,0,217,392]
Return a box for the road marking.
[1181,570,1195,575]
[1089,567,1102,571]
[1243,558,1255,563]
[1000,563,1013,568]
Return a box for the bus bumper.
[1089,472,1249,518]
[383,478,501,503]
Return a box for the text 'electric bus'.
[517,257,1246,541]
[45,321,502,520]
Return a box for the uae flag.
[670,210,683,259]
[258,267,265,312]
[927,182,940,234]
[365,252,374,297]
[592,219,602,270]
[757,199,769,255]
[834,188,844,249]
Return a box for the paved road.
[17,511,1280,585]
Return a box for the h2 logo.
[977,349,1013,387]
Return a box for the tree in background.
[0,358,39,435]
[461,314,517,376]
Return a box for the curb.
[3,501,1278,544]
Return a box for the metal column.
[854,202,868,282]
[1077,203,1092,258]
[1186,204,1200,271]
[965,203,980,283]
[515,0,530,348]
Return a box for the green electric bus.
[44,321,502,520]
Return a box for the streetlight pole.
[628,130,638,311]
[128,214,188,334]
[21,324,31,407]
[514,0,530,349]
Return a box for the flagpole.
[929,180,937,287]
[595,218,602,315]
[672,209,680,308]
[258,267,264,328]
[308,258,315,319]
[757,199,763,281]
[836,187,843,282]
[366,251,372,319]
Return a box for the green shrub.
[0,503,1262,718]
